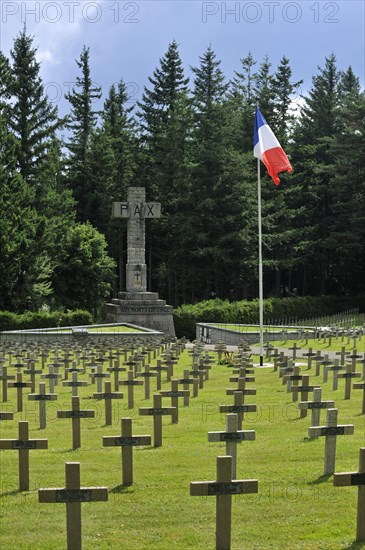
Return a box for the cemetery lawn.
[0,348,364,549]
[252,338,365,353]
[44,325,144,333]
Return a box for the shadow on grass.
[55,448,82,453]
[342,543,365,550]
[109,484,138,494]
[307,474,332,485]
[303,436,318,443]
[0,488,22,497]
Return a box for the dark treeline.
[1,30,364,315]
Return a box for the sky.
[0,0,364,117]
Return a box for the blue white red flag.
[254,107,292,185]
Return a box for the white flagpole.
[257,155,264,366]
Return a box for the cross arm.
[190,479,258,496]
[334,472,365,487]
[38,487,108,503]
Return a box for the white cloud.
[36,49,56,64]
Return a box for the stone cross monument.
[105,187,175,336]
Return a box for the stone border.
[0,322,163,344]
[196,323,316,345]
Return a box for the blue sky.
[0,1,364,117]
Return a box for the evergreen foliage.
[0,32,364,316]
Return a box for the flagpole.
[257,155,264,367]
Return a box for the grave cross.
[28,382,57,429]
[112,187,161,292]
[208,413,255,479]
[220,392,257,430]
[292,375,320,418]
[159,378,190,423]
[190,455,258,550]
[302,348,317,370]
[337,364,361,399]
[347,349,362,372]
[0,366,15,402]
[289,342,301,359]
[119,370,143,409]
[93,381,124,425]
[325,359,345,391]
[150,360,168,391]
[226,376,257,397]
[41,365,62,393]
[284,365,303,400]
[57,396,95,450]
[177,369,199,406]
[102,417,151,485]
[229,373,255,384]
[320,355,334,383]
[353,382,365,414]
[299,387,334,428]
[38,462,108,550]
[0,420,48,491]
[334,447,365,542]
[63,370,88,397]
[309,408,354,475]
[189,365,207,390]
[0,411,13,421]
[89,363,110,393]
[23,360,42,393]
[136,364,157,400]
[335,346,348,365]
[107,362,126,391]
[139,393,175,447]
[8,372,32,412]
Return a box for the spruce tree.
[190,46,249,299]
[137,41,191,302]
[9,29,62,185]
[271,56,303,145]
[0,115,41,310]
[290,54,341,295]
[65,46,102,223]
[228,52,257,152]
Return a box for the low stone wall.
[0,323,163,345]
[196,323,316,346]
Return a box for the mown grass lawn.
[0,346,364,549]
[255,337,365,354]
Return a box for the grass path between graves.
[0,347,364,549]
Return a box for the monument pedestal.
[105,292,176,337]
[106,187,176,337]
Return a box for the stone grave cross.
[190,455,258,550]
[309,408,354,475]
[0,420,48,491]
[102,417,151,485]
[38,462,108,550]
[208,413,255,479]
[334,447,365,542]
[112,187,161,293]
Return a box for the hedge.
[0,310,93,332]
[173,295,365,340]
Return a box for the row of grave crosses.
[1,339,364,548]
[0,340,257,549]
[0,342,228,549]
[0,347,212,550]
[267,342,364,543]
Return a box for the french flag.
[254,107,292,185]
